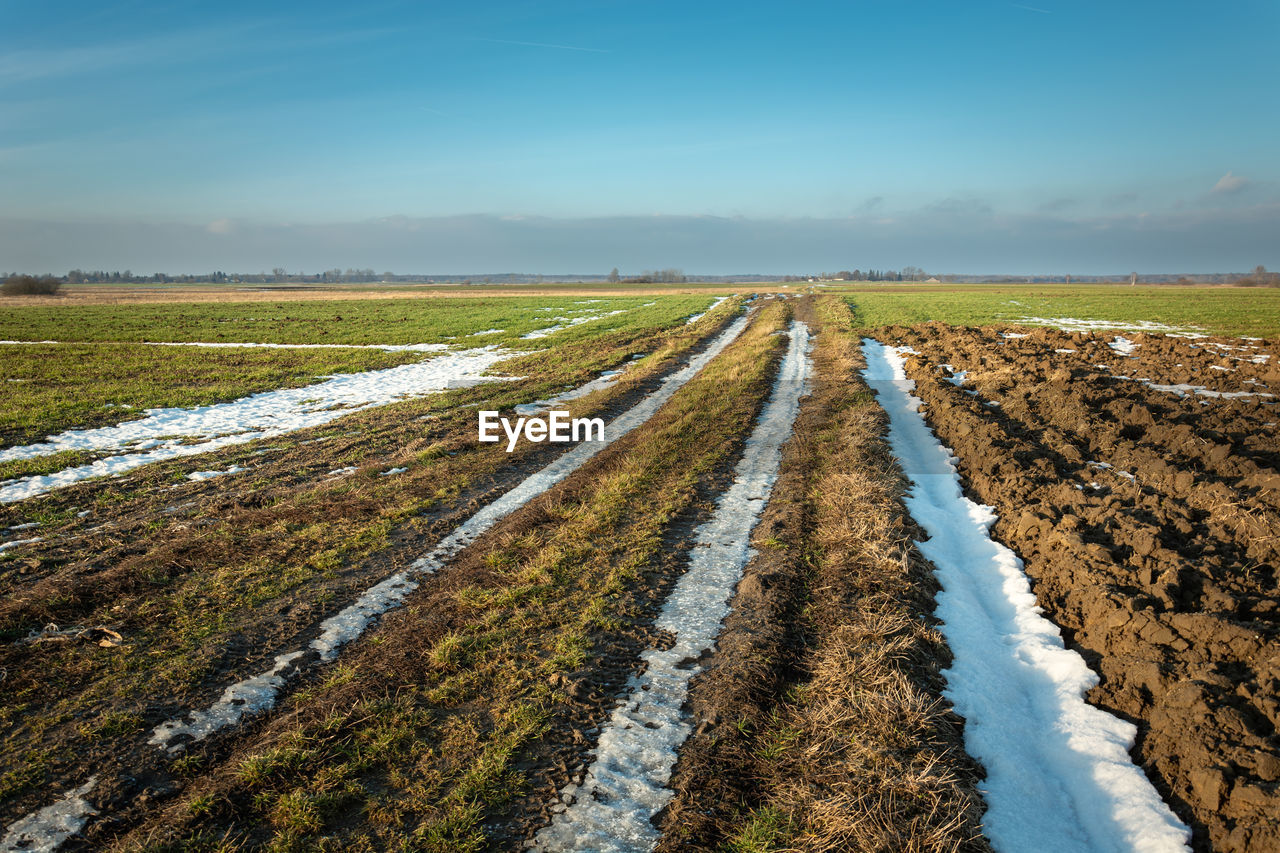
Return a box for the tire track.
[532,320,812,852]
[1,311,754,853]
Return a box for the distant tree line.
[6,266,1277,288]
[2,274,62,295]
[621,268,686,283]
[1237,265,1280,287]
[780,266,928,282]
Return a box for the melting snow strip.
[145,314,753,758]
[186,465,246,482]
[523,310,629,340]
[1016,316,1206,337]
[1,340,451,352]
[861,339,1190,853]
[143,341,450,352]
[514,370,626,417]
[0,777,97,853]
[1114,377,1276,401]
[0,347,513,504]
[533,321,812,853]
[684,295,729,325]
[0,537,42,553]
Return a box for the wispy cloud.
[1012,3,1053,13]
[1211,171,1248,194]
[472,37,609,54]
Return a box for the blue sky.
[2,0,1277,274]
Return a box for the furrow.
[861,338,1190,853]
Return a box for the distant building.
[925,277,941,283]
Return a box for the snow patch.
[1017,316,1206,337]
[939,364,968,386]
[1109,336,1138,356]
[148,653,305,752]
[684,295,729,325]
[1131,381,1275,401]
[186,465,246,482]
[145,313,754,755]
[514,371,625,417]
[861,339,1190,853]
[0,347,512,504]
[143,341,450,352]
[523,310,628,340]
[0,538,42,553]
[534,321,812,852]
[0,777,98,853]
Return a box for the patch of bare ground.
[84,299,791,850]
[886,322,1280,852]
[0,302,743,833]
[654,297,988,852]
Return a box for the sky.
[1,0,1277,275]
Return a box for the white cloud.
[206,219,235,235]
[1212,171,1248,194]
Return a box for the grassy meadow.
[831,283,1280,338]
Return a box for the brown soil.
[883,322,1279,852]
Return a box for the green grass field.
[0,294,717,348]
[0,294,720,456]
[836,284,1280,338]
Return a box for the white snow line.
[1,340,451,352]
[514,370,626,417]
[534,321,812,853]
[379,467,408,477]
[143,341,450,352]
[146,313,753,756]
[186,465,246,482]
[6,522,40,531]
[0,347,514,504]
[0,537,42,553]
[147,652,304,750]
[860,339,1190,853]
[1016,316,1206,337]
[1119,378,1275,401]
[0,777,97,853]
[523,310,629,340]
[684,295,729,325]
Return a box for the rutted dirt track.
[885,322,1279,852]
[3,297,1277,851]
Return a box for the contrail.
[1012,3,1052,12]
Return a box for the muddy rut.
[884,322,1278,852]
